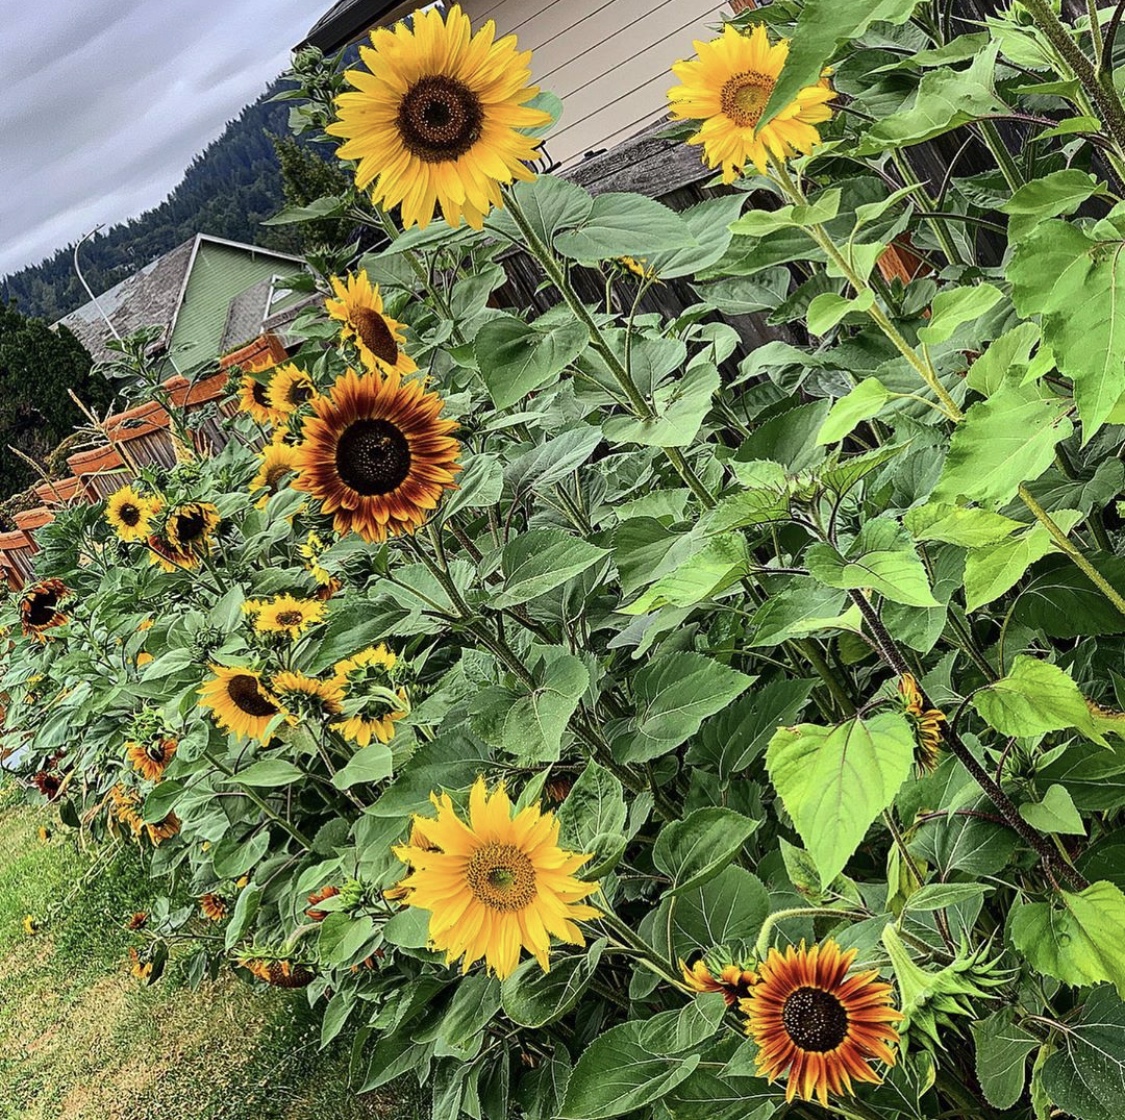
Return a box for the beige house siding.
[462,0,733,167]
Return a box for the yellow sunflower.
[198,665,287,741]
[19,579,70,640]
[126,737,178,783]
[741,940,902,1106]
[618,256,659,282]
[391,777,601,978]
[667,23,836,182]
[325,271,418,377]
[299,531,333,586]
[326,4,550,229]
[250,441,302,506]
[243,594,325,640]
[331,644,408,746]
[23,914,40,936]
[105,485,157,542]
[128,947,154,981]
[293,367,461,542]
[238,370,282,424]
[265,364,318,416]
[270,670,345,720]
[164,502,221,558]
[897,674,946,773]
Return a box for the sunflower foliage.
[11,2,1125,1118]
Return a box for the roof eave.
[295,0,401,53]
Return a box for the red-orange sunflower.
[19,579,70,639]
[293,367,460,542]
[741,940,901,1106]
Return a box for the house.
[297,0,744,170]
[56,234,311,372]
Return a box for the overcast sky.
[0,0,318,277]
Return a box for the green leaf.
[224,884,262,951]
[1008,219,1125,434]
[856,47,1007,154]
[767,713,916,884]
[225,759,304,787]
[440,973,501,1048]
[999,169,1104,242]
[1020,784,1086,836]
[493,529,609,608]
[618,652,755,764]
[916,283,1005,344]
[1013,555,1125,637]
[652,807,759,895]
[560,1022,700,1119]
[486,175,592,243]
[963,513,1083,612]
[662,866,770,959]
[971,1009,1038,1111]
[557,762,628,878]
[331,745,393,790]
[475,314,588,409]
[905,502,1023,548]
[761,0,919,129]
[932,383,1073,508]
[501,940,606,1028]
[807,517,940,607]
[603,363,719,447]
[806,289,874,334]
[1040,986,1125,1120]
[817,378,891,444]
[973,655,1104,744]
[966,321,1043,396]
[1011,882,1125,998]
[747,579,856,647]
[621,533,749,613]
[646,194,747,279]
[555,193,696,261]
[903,882,990,912]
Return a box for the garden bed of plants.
[8,2,1125,1118]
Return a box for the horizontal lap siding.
[466,0,731,167]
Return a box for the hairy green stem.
[753,907,868,960]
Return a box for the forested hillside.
[0,78,304,323]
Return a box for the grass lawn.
[0,785,426,1120]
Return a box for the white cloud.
[0,0,316,276]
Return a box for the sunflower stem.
[202,749,312,850]
[752,907,869,961]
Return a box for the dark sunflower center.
[276,610,305,627]
[466,843,537,912]
[175,510,207,545]
[227,674,279,718]
[335,418,411,496]
[26,591,59,627]
[721,71,775,128]
[351,308,399,366]
[252,380,270,406]
[397,75,484,162]
[265,462,291,489]
[781,986,850,1052]
[146,740,168,762]
[286,379,314,406]
[119,502,142,527]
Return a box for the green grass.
[0,785,426,1120]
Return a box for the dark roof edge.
[296,0,401,53]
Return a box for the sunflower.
[242,957,317,988]
[270,670,344,720]
[19,579,70,639]
[198,665,287,741]
[681,954,758,1006]
[299,531,333,586]
[126,737,178,783]
[306,884,340,922]
[105,485,157,542]
[741,940,902,1106]
[109,784,145,837]
[667,23,836,182]
[266,364,318,416]
[618,256,659,282]
[238,370,281,424]
[326,4,550,229]
[32,770,61,800]
[200,893,229,922]
[250,441,302,507]
[126,912,149,931]
[391,777,600,978]
[244,594,325,640]
[294,367,460,542]
[146,812,181,846]
[897,674,946,773]
[164,502,221,558]
[136,652,154,668]
[23,914,40,936]
[331,644,408,746]
[326,271,418,377]
[37,825,51,842]
[147,533,197,573]
[128,947,153,981]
